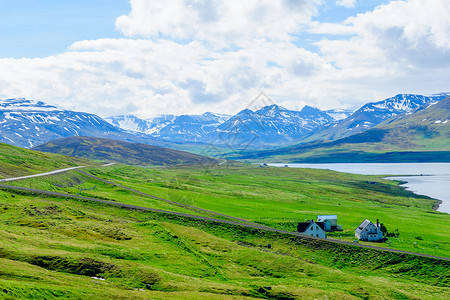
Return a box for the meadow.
[0,187,448,299]
[1,158,449,299]
[8,163,449,258]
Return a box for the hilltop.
[32,136,218,166]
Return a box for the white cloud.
[115,0,323,46]
[316,0,450,72]
[336,0,357,8]
[0,0,449,119]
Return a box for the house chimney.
[377,219,379,227]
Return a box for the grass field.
[0,142,92,179]
[8,163,449,258]
[1,154,450,299]
[0,188,449,299]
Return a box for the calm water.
[269,163,450,214]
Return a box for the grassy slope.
[1,144,449,299]
[10,164,449,258]
[0,142,92,179]
[0,188,449,299]
[82,164,449,257]
[32,136,218,166]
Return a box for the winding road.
[0,165,448,261]
[0,166,86,182]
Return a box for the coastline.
[386,175,449,214]
[385,176,444,212]
[270,163,450,214]
[433,200,443,211]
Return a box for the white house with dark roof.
[355,219,383,241]
[297,220,326,238]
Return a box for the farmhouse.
[317,215,342,231]
[355,219,383,242]
[297,220,326,238]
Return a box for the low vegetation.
[1,142,449,299]
[0,142,91,179]
[0,188,448,299]
[8,163,449,257]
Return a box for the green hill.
[32,136,218,166]
[1,161,449,299]
[0,142,91,179]
[231,97,450,163]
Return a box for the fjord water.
[269,163,450,214]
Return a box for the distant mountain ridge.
[2,93,449,154]
[207,104,335,147]
[0,98,179,149]
[231,96,450,163]
[304,93,450,142]
[105,93,449,149]
[106,104,337,147]
[106,112,231,143]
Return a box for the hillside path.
[0,166,86,182]
[0,163,115,183]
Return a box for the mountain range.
[0,98,184,149]
[1,93,449,162]
[106,105,348,148]
[206,105,335,148]
[106,112,231,143]
[303,93,450,142]
[232,96,450,163]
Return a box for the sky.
[0,0,449,118]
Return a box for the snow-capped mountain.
[0,98,168,149]
[207,104,335,148]
[154,112,231,142]
[105,114,177,134]
[106,112,231,143]
[304,93,450,142]
[106,105,334,147]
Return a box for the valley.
[2,1,449,299]
[0,143,449,298]
[1,93,449,299]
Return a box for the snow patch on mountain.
[0,98,134,149]
[0,98,61,112]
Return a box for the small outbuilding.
[317,215,341,231]
[355,219,383,242]
[297,220,326,238]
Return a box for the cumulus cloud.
[115,0,323,46]
[316,0,450,72]
[0,0,449,119]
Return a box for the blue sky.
[0,0,130,58]
[0,0,448,118]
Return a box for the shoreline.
[385,176,446,213]
[433,200,443,211]
[270,163,449,214]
